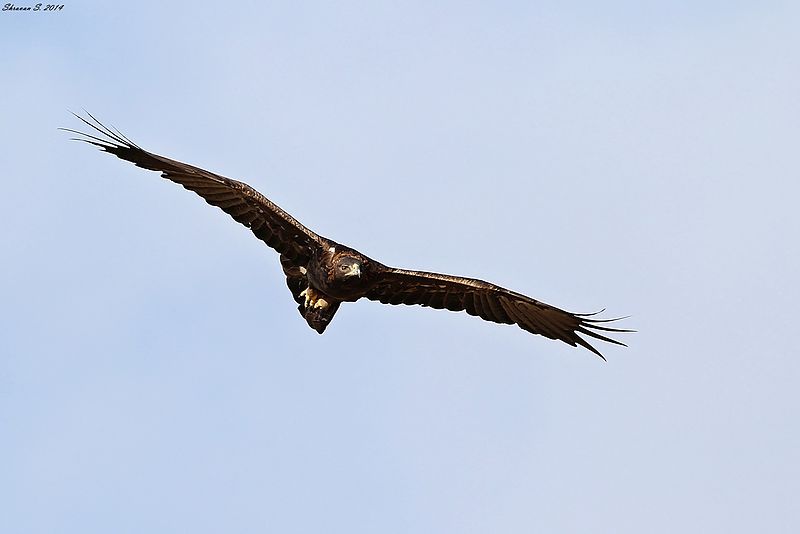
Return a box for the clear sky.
[2,1,799,533]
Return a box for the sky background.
[2,1,799,532]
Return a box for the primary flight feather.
[63,112,631,358]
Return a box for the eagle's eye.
[339,264,350,272]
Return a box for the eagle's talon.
[299,286,328,310]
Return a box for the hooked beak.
[350,264,361,278]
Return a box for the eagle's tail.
[302,300,340,334]
[280,255,340,334]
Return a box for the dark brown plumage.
[63,112,631,358]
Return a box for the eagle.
[63,112,630,359]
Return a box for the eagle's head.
[333,256,362,281]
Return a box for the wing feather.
[365,267,630,359]
[63,112,322,264]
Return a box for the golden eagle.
[63,113,630,358]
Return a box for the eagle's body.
[64,113,630,358]
[284,243,380,334]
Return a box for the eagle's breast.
[306,243,376,301]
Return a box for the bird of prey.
[63,113,630,358]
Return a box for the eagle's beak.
[351,264,361,278]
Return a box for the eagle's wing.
[364,267,630,359]
[63,112,322,264]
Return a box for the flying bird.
[63,113,631,358]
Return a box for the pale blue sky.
[2,1,799,533]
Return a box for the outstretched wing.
[364,267,630,359]
[63,112,323,265]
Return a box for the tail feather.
[303,301,340,334]
[279,254,340,333]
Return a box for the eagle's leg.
[298,285,340,334]
[280,254,340,334]
[299,285,331,310]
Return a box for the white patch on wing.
[328,247,336,253]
